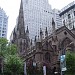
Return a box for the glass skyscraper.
[18,0,62,40]
[0,8,8,38]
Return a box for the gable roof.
[42,26,75,44]
[55,26,75,39]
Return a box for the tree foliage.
[4,55,23,75]
[66,51,75,75]
[0,38,8,56]
[6,44,17,55]
[0,38,24,75]
[0,38,8,45]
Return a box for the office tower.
[52,9,62,29]
[0,8,8,38]
[22,0,53,40]
[16,0,62,41]
[59,1,75,29]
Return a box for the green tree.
[4,55,23,75]
[6,44,17,55]
[0,38,8,56]
[0,38,24,75]
[66,51,75,75]
[4,44,24,75]
[0,38,8,74]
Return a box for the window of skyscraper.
[2,34,5,36]
[68,14,71,19]
[74,11,75,16]
[2,31,4,33]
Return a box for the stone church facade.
[11,0,75,74]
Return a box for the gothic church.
[11,0,75,74]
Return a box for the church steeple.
[14,0,27,55]
[17,0,25,38]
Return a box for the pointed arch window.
[61,37,72,54]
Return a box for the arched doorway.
[44,52,51,75]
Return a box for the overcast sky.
[0,0,74,40]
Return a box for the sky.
[0,0,74,40]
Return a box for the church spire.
[45,27,48,37]
[40,28,43,41]
[26,26,29,37]
[17,0,25,38]
[52,18,55,33]
[26,26,30,49]
[26,26,29,33]
[17,0,24,29]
